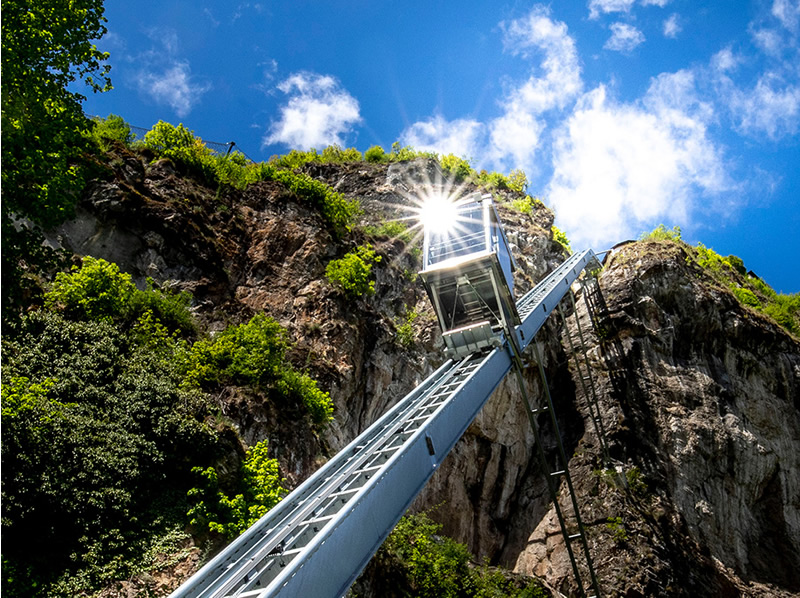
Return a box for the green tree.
[1,311,216,596]
[2,0,112,320]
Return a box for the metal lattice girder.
[169,249,599,598]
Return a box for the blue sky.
[84,1,799,293]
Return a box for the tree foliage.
[1,0,111,224]
[1,311,217,597]
[2,0,112,322]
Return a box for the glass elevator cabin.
[419,193,520,358]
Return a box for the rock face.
[567,240,800,596]
[51,148,800,596]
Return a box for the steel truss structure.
[170,250,604,598]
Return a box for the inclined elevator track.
[171,249,607,598]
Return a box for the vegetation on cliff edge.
[640,225,799,335]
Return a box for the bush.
[763,294,800,335]
[45,257,196,336]
[507,169,528,195]
[187,439,286,538]
[732,286,761,308]
[683,244,800,336]
[183,314,289,389]
[276,369,334,424]
[258,166,360,235]
[510,195,541,214]
[605,516,628,544]
[183,314,334,423]
[143,120,265,190]
[364,220,412,242]
[326,244,382,298]
[640,224,682,242]
[440,154,473,181]
[46,256,135,321]
[395,308,419,348]
[380,512,547,598]
[89,114,135,150]
[552,225,572,254]
[320,144,362,163]
[388,142,435,162]
[365,145,387,163]
[727,254,746,275]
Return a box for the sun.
[417,193,459,235]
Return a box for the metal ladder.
[503,291,602,598]
[557,288,613,470]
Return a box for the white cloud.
[264,72,361,149]
[402,5,582,172]
[589,0,670,18]
[500,6,583,112]
[711,47,741,73]
[483,5,582,169]
[730,74,800,139]
[751,27,785,56]
[400,115,484,158]
[137,63,211,117]
[645,69,715,123]
[588,0,637,19]
[134,28,211,117]
[546,82,729,248]
[772,0,800,32]
[605,23,646,52]
[488,109,545,169]
[663,13,682,38]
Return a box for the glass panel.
[426,202,487,266]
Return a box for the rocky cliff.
[49,145,800,597]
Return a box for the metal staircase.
[170,250,602,598]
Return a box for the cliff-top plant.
[511,195,542,214]
[326,244,382,298]
[440,153,473,181]
[552,225,572,255]
[141,121,359,234]
[640,224,682,242]
[89,114,135,150]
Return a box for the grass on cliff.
[640,225,799,335]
